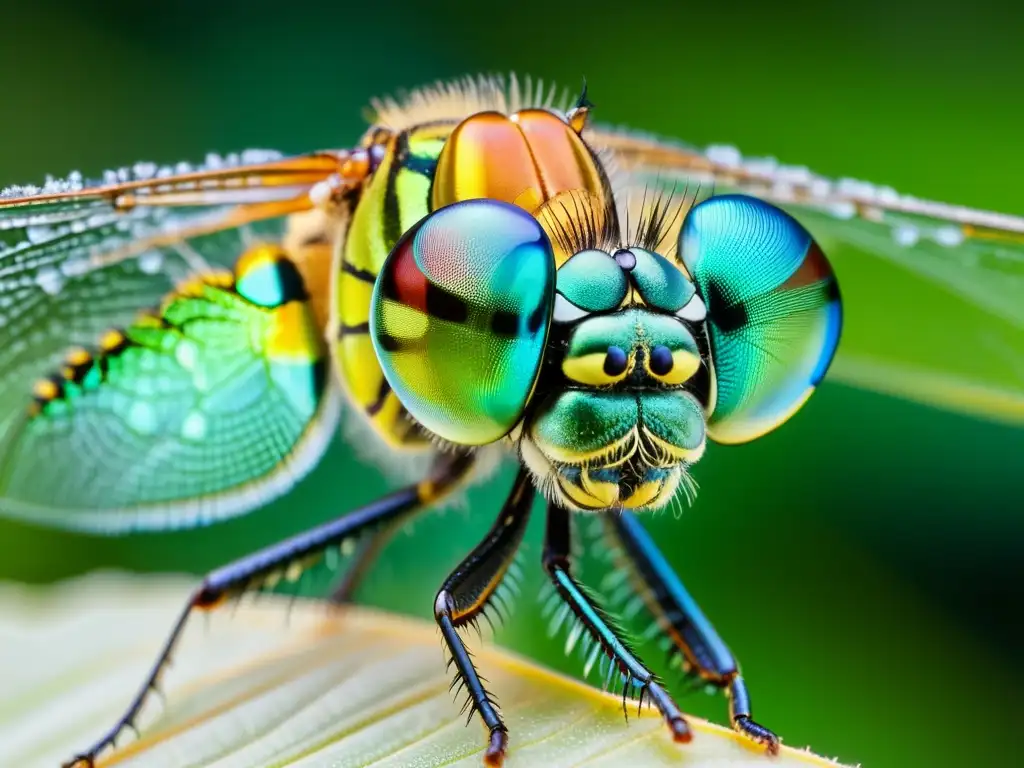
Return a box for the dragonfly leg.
[543,503,692,744]
[330,449,487,605]
[63,451,474,768]
[604,511,780,754]
[329,503,432,603]
[328,526,395,603]
[433,467,534,767]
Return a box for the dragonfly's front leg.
[542,503,692,744]
[605,511,780,754]
[64,452,474,768]
[433,467,534,767]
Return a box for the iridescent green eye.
[680,195,842,444]
[370,199,556,445]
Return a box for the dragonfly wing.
[0,152,353,532]
[591,126,1024,425]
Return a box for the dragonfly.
[1,74,1022,767]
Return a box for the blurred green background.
[1,2,1022,767]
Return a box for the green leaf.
[1,573,852,768]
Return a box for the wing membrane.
[0,151,352,532]
[591,126,1024,424]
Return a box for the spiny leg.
[328,497,430,604]
[434,467,534,767]
[64,452,474,768]
[543,502,692,744]
[328,525,397,603]
[329,448,474,605]
[604,511,779,754]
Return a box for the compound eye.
[371,199,556,445]
[680,195,842,444]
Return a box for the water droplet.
[809,178,831,199]
[827,202,856,220]
[26,225,55,244]
[133,162,158,180]
[706,144,742,168]
[139,251,163,275]
[241,148,283,164]
[892,224,920,247]
[35,267,63,296]
[934,226,965,247]
[60,258,90,278]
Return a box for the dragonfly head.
[371,194,842,514]
[518,242,712,512]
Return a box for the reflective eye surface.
[680,194,842,444]
[371,199,556,445]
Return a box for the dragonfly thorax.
[336,97,612,449]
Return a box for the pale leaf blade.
[0,573,851,768]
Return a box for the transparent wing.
[590,126,1024,425]
[0,150,357,533]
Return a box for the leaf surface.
[0,573,853,768]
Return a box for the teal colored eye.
[680,194,842,444]
[370,199,556,445]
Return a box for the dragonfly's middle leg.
[433,467,534,767]
[542,502,692,744]
[330,451,484,604]
[329,518,407,603]
[603,511,780,754]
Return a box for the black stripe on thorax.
[382,135,406,249]
[338,321,370,337]
[403,152,438,177]
[365,377,392,416]
[342,261,377,283]
[381,129,444,249]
